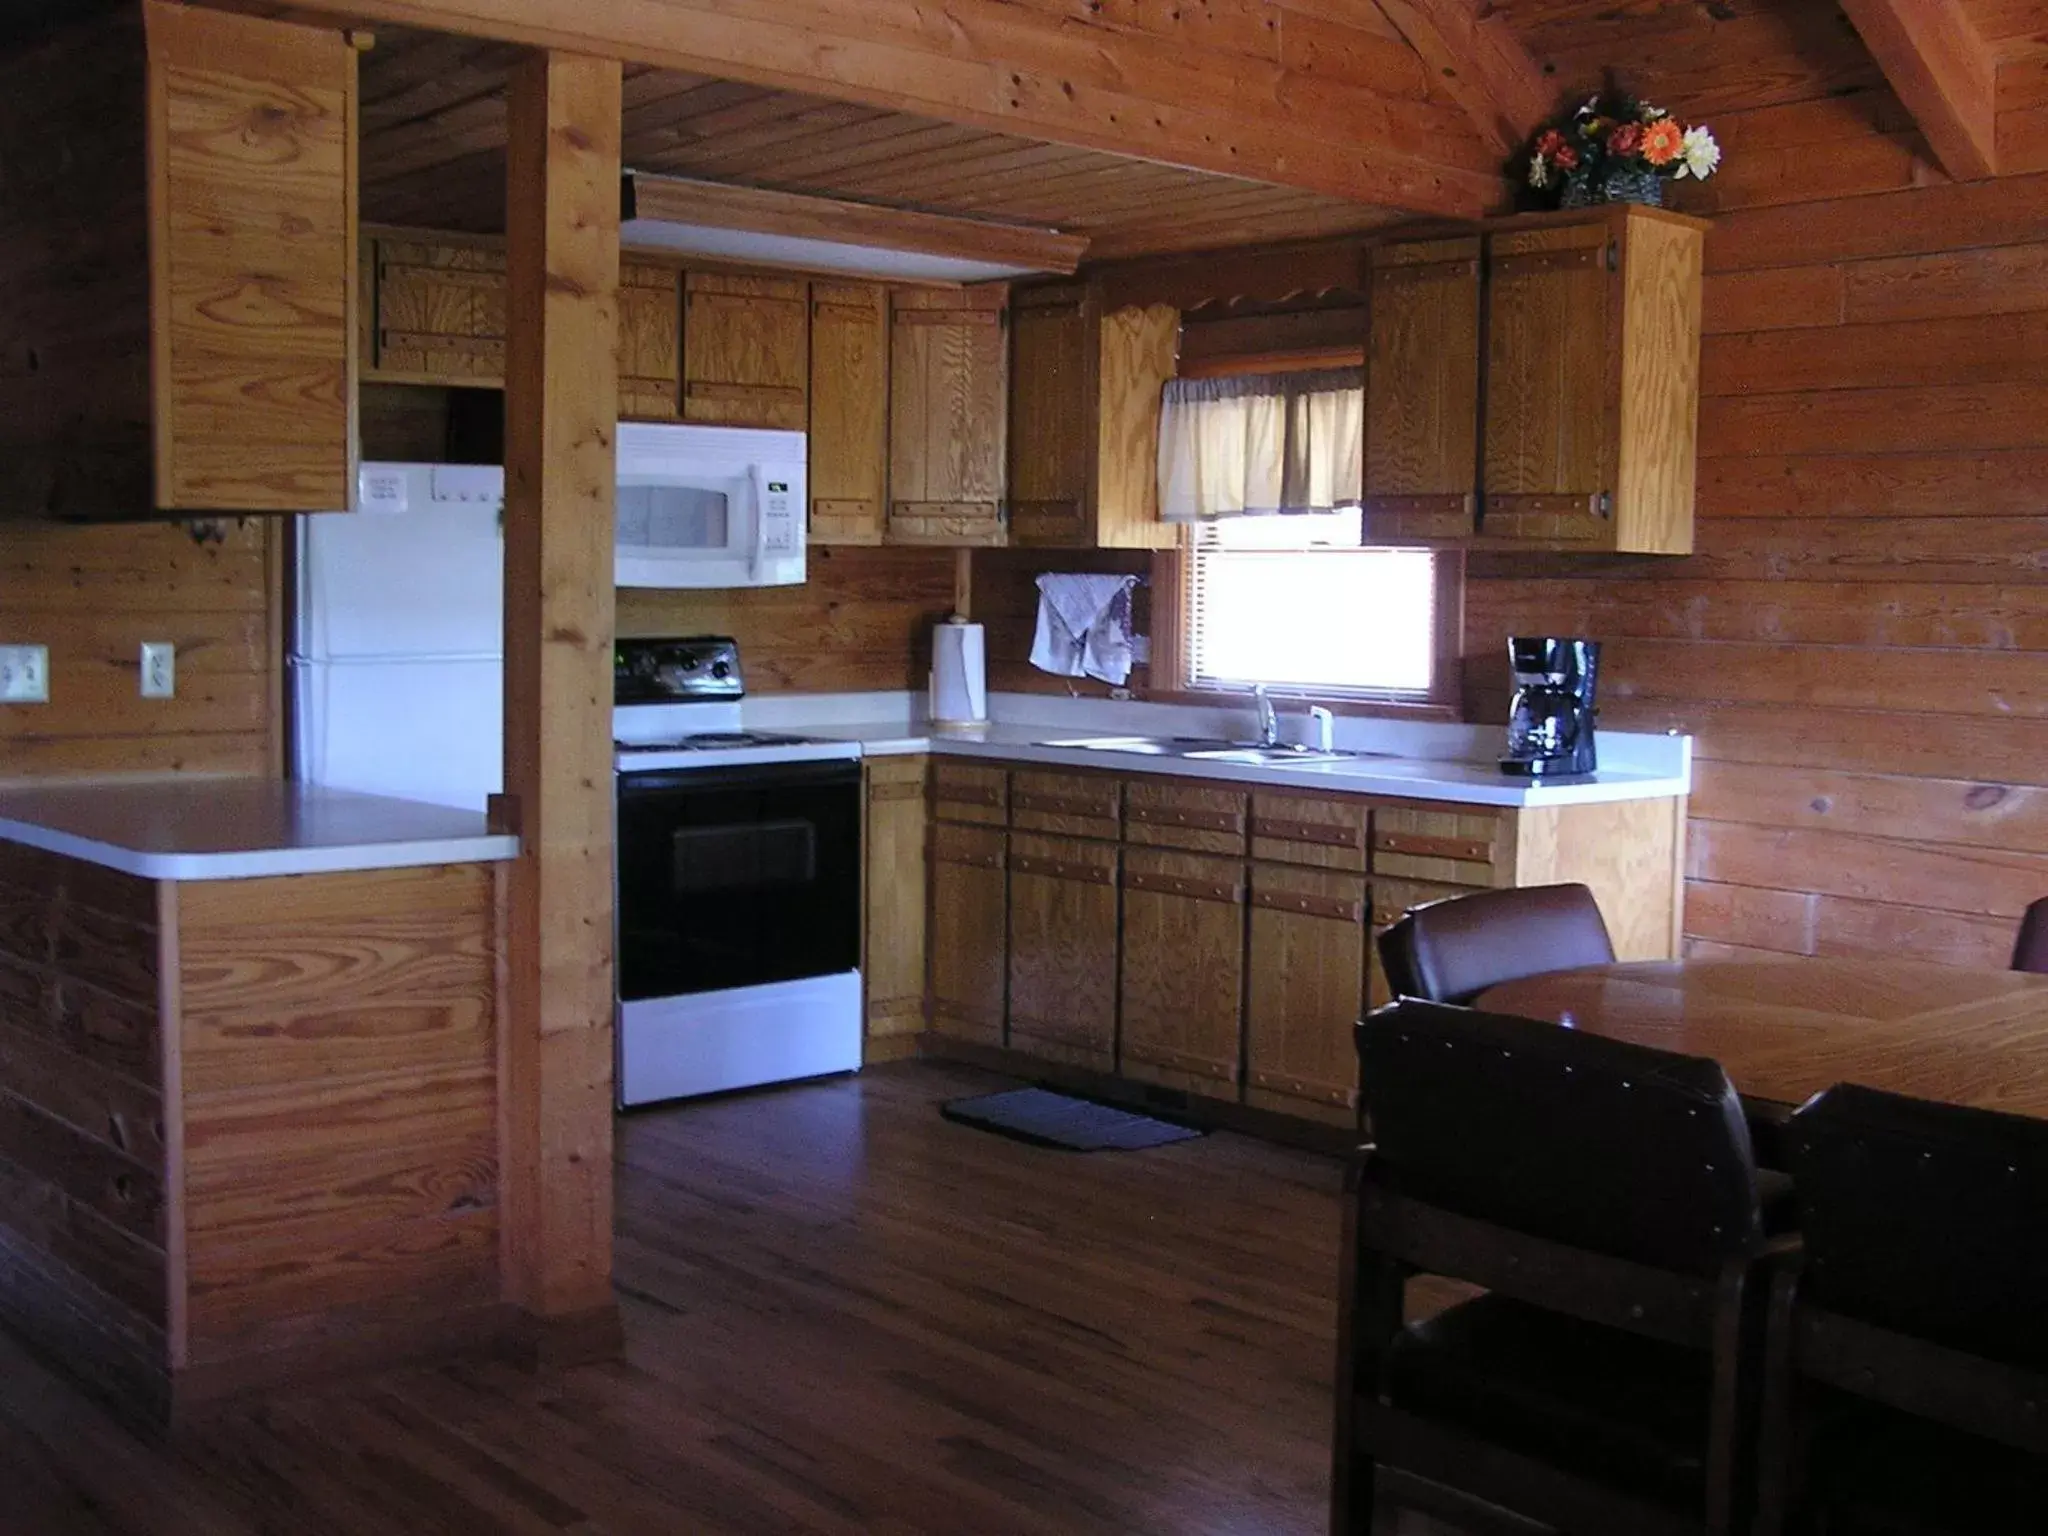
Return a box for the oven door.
[615,759,861,1002]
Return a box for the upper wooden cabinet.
[888,285,1009,546]
[366,233,507,386]
[1360,237,1481,546]
[682,271,808,430]
[809,282,889,545]
[1007,283,1181,550]
[1481,205,1703,554]
[0,3,358,520]
[617,260,682,421]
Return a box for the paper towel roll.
[930,617,987,729]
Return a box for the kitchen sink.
[1036,734,1389,765]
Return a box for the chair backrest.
[2013,896,2048,973]
[1377,883,1615,1006]
[1790,1084,2048,1372]
[1357,1000,1764,1277]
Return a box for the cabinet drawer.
[1011,770,1120,838]
[1124,779,1248,856]
[931,763,1007,825]
[930,820,1005,870]
[1249,792,1370,871]
[1371,805,1508,886]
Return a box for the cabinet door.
[1362,237,1479,544]
[865,757,928,1056]
[889,286,1008,545]
[152,3,358,511]
[370,235,506,385]
[1093,304,1182,550]
[617,260,681,422]
[1120,849,1245,1093]
[928,821,1007,1045]
[1007,832,1118,1070]
[808,282,888,545]
[683,271,808,430]
[1482,220,1616,544]
[1246,863,1366,1126]
[1007,284,1091,548]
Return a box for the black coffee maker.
[1500,637,1600,778]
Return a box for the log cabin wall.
[617,546,955,691]
[972,549,1156,698]
[1464,10,2048,969]
[0,523,283,782]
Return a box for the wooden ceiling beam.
[203,0,1505,217]
[1372,0,1555,155]
[623,171,1088,273]
[1839,0,1998,181]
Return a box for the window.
[1181,511,1453,704]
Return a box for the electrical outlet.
[140,642,176,700]
[0,645,48,704]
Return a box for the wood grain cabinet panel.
[683,271,808,431]
[928,822,1008,1045]
[1249,791,1370,871]
[1481,206,1703,555]
[863,757,928,1057]
[0,3,358,520]
[809,282,889,545]
[1124,780,1248,857]
[1010,769,1121,838]
[889,286,1009,546]
[1362,237,1481,544]
[1119,849,1245,1093]
[1245,863,1367,1126]
[1007,283,1180,550]
[1370,803,1509,887]
[931,763,1008,826]
[617,260,681,421]
[1007,832,1119,1071]
[369,233,507,385]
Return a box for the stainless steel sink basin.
[1036,734,1389,766]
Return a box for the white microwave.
[615,422,807,589]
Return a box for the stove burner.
[616,730,833,753]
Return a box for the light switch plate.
[0,645,49,704]
[140,642,176,699]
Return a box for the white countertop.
[735,692,1691,808]
[0,780,520,881]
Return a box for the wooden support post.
[500,48,623,1352]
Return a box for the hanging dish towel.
[1031,573,1140,685]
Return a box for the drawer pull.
[933,848,1005,871]
[936,785,1004,808]
[1248,1070,1359,1109]
[1013,792,1117,820]
[1252,889,1364,924]
[1128,804,1245,834]
[1123,1042,1238,1080]
[1124,870,1243,905]
[1374,832,1494,863]
[1252,817,1365,849]
[1011,854,1116,886]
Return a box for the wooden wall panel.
[1464,10,2048,971]
[969,548,1156,698]
[0,520,282,781]
[177,862,498,1364]
[618,546,955,693]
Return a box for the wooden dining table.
[1479,957,2048,1118]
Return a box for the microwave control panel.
[762,479,797,554]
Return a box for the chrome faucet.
[1253,684,1279,747]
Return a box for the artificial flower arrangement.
[1525,92,1721,208]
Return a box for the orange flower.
[1640,118,1684,167]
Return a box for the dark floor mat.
[941,1088,1205,1151]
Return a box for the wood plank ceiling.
[354,26,1431,260]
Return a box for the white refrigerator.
[290,465,506,811]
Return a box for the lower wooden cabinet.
[1119,848,1245,1093]
[1246,863,1370,1126]
[862,757,927,1059]
[928,821,1007,1045]
[1007,832,1120,1071]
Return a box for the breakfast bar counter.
[0,778,517,1425]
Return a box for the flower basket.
[1526,91,1718,209]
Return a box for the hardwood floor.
[0,1061,1473,1535]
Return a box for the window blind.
[1183,511,1438,698]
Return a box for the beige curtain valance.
[1156,367,1363,522]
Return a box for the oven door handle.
[747,461,769,579]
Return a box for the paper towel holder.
[929,612,990,734]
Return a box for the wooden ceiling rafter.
[1374,0,1557,155]
[1840,0,2000,180]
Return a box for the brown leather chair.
[1377,882,1615,1006]
[2012,897,2048,973]
[1336,1000,1779,1536]
[1756,1084,2048,1536]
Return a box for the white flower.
[1577,94,1599,117]
[1638,100,1663,122]
[1528,155,1549,188]
[1675,125,1721,180]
